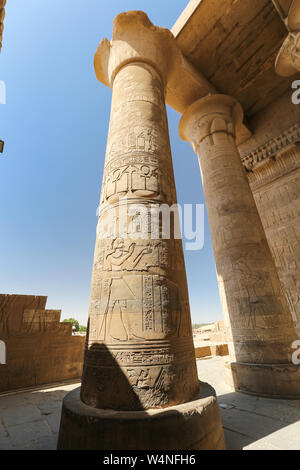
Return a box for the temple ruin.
[1,0,300,451]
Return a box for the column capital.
[94,10,181,88]
[288,0,300,31]
[275,0,300,76]
[275,31,300,76]
[179,94,244,150]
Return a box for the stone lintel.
[241,123,300,172]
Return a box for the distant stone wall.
[0,295,85,393]
[193,321,227,343]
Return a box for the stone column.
[81,42,199,414]
[179,94,300,398]
[275,0,300,76]
[57,12,225,450]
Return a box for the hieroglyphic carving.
[179,94,298,365]
[101,162,160,203]
[143,275,154,331]
[0,295,48,336]
[82,56,198,411]
[100,153,176,205]
[250,152,300,333]
[93,238,174,273]
[89,273,182,344]
[242,124,300,172]
[83,337,194,367]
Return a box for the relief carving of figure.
[98,277,143,342]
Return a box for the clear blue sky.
[0,0,222,325]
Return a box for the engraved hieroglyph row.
[105,65,169,162]
[242,123,300,172]
[99,63,176,207]
[247,146,300,190]
[84,338,195,367]
[88,274,191,344]
[100,153,176,205]
[81,339,196,409]
[91,236,185,275]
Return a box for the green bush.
[63,318,80,332]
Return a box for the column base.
[224,361,300,399]
[57,382,226,450]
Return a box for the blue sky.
[0,0,222,325]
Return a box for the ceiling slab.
[172,0,297,118]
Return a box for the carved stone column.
[275,0,300,75]
[179,94,300,398]
[57,12,226,450]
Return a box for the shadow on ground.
[0,383,79,450]
[196,356,300,450]
[0,357,300,450]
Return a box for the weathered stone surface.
[275,0,300,75]
[58,383,226,450]
[247,147,300,336]
[81,11,200,412]
[58,10,226,451]
[236,90,300,335]
[179,94,299,396]
[172,0,292,116]
[224,361,300,399]
[194,344,229,359]
[242,124,300,172]
[0,295,85,392]
[276,32,300,76]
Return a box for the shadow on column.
[57,341,226,450]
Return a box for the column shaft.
[81,62,199,411]
[57,12,227,449]
[180,95,297,366]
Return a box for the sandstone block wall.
[247,147,300,336]
[0,294,85,393]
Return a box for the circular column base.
[57,382,226,450]
[224,361,300,399]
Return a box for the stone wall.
[247,147,300,336]
[0,294,85,393]
[239,91,300,337]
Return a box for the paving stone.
[0,436,14,450]
[0,360,299,450]
[7,419,52,447]
[34,435,58,450]
[223,429,252,450]
[44,412,61,434]
[0,404,42,427]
